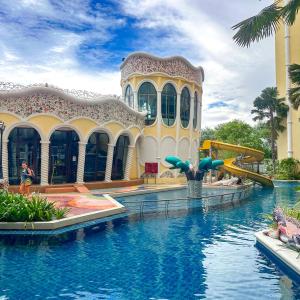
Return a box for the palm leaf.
[289,86,300,109]
[232,2,282,47]
[281,0,300,25]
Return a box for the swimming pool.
[0,187,300,299]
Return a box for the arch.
[193,91,198,129]
[180,87,191,128]
[137,81,157,126]
[48,128,80,184]
[111,134,130,180]
[84,127,114,144]
[84,131,109,182]
[124,84,134,108]
[47,123,83,142]
[4,121,46,142]
[8,126,41,184]
[161,83,177,126]
[113,129,134,147]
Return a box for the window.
[124,85,134,108]
[49,130,79,184]
[138,82,157,126]
[111,135,130,180]
[193,91,198,129]
[162,83,177,126]
[180,87,190,128]
[8,127,41,185]
[84,132,109,182]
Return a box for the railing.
[119,187,252,216]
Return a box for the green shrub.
[275,158,300,180]
[0,191,69,222]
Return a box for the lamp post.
[0,121,5,180]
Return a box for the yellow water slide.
[199,140,274,187]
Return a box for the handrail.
[119,187,252,215]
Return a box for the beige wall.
[276,7,300,160]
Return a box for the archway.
[84,131,109,182]
[49,129,79,184]
[8,127,41,184]
[111,135,130,180]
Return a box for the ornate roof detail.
[0,82,119,102]
[0,83,146,128]
[120,52,204,84]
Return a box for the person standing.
[19,161,33,196]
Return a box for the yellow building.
[0,52,203,187]
[276,1,300,160]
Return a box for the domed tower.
[120,52,204,182]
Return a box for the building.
[0,52,203,187]
[276,1,300,160]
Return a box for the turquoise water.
[0,187,300,299]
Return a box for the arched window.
[180,87,190,128]
[49,129,79,184]
[124,85,134,108]
[193,91,198,129]
[8,127,41,184]
[84,132,109,182]
[138,82,157,126]
[111,135,130,180]
[162,83,177,126]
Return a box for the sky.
[0,0,274,127]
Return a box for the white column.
[76,142,87,184]
[156,90,162,174]
[189,95,195,161]
[105,143,115,182]
[40,141,50,186]
[284,4,293,157]
[124,145,135,181]
[175,92,181,157]
[2,140,8,180]
[197,94,203,131]
[133,91,138,111]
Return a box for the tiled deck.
[46,193,119,217]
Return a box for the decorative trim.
[120,52,204,83]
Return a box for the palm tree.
[289,63,300,108]
[251,87,289,171]
[232,0,300,47]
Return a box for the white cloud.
[0,0,275,127]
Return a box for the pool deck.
[0,183,251,231]
[255,231,300,276]
[0,193,125,230]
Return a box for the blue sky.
[0,0,274,127]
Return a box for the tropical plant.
[0,191,69,222]
[275,158,300,179]
[232,0,300,47]
[251,87,288,171]
[289,63,300,109]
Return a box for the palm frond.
[289,64,300,85]
[232,2,282,47]
[281,0,300,25]
[289,86,300,109]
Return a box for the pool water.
[1,187,300,299]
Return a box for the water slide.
[199,140,274,187]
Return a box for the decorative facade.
[0,52,204,186]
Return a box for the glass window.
[84,132,109,182]
[180,87,190,128]
[111,135,130,180]
[138,82,157,126]
[8,127,41,185]
[162,83,177,126]
[193,91,198,129]
[124,85,134,108]
[49,130,79,184]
